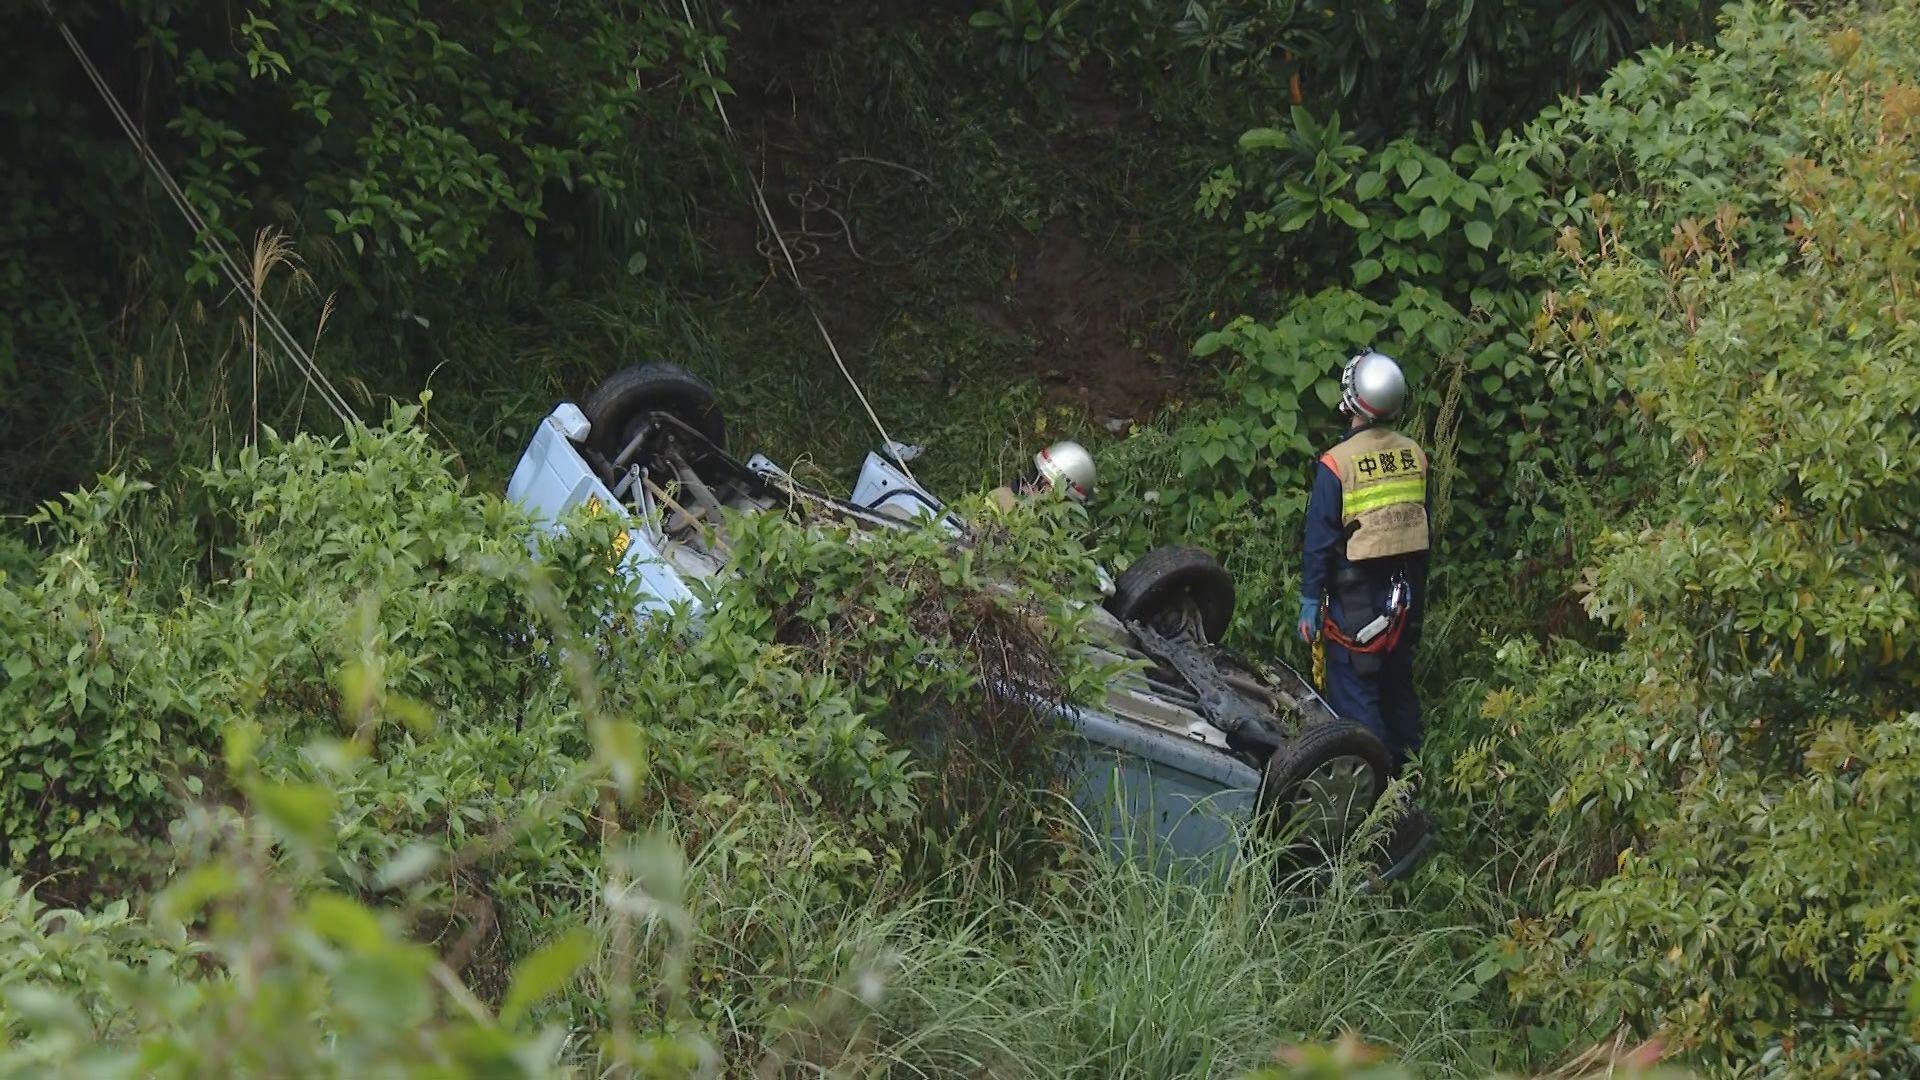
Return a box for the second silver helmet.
[1034,440,1097,503]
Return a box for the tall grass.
[692,807,1497,1078]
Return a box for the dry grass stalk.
[242,226,314,445]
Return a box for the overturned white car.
[507,363,1407,876]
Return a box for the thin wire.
[61,21,357,428]
[672,0,917,482]
[44,8,361,429]
[55,3,905,453]
[57,21,357,427]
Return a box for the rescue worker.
[1296,351,1429,766]
[1297,351,1434,873]
[990,440,1097,512]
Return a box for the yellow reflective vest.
[1318,426,1430,561]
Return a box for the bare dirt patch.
[978,219,1190,426]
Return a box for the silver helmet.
[1034,440,1097,503]
[1339,351,1408,421]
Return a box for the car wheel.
[580,362,726,463]
[1104,546,1235,644]
[1258,720,1390,859]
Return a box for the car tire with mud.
[1258,720,1391,860]
[580,362,726,463]
[1104,545,1235,644]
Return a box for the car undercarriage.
[507,362,1412,876]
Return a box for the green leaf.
[1238,127,1290,152]
[224,718,261,773]
[1354,171,1386,201]
[1278,205,1316,232]
[374,843,443,891]
[1464,220,1493,249]
[1352,259,1384,286]
[255,781,336,848]
[592,718,649,803]
[306,893,388,952]
[502,928,594,1025]
[1193,331,1228,357]
[1418,205,1452,239]
[1289,104,1316,137]
[336,949,433,1032]
[1327,199,1369,230]
[1396,157,1422,188]
[3,987,89,1035]
[157,863,239,923]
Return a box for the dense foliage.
[1075,1,1920,1070]
[0,414,1098,1065]
[5,0,1918,1074]
[0,417,1501,1075]
[1444,7,1920,1069]
[0,0,727,507]
[968,0,1716,135]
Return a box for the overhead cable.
[41,4,361,429]
[673,0,918,481]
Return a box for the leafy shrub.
[1025,0,1714,135]
[0,406,1156,1069]
[1180,99,1646,569]
[0,872,196,1052]
[970,0,1087,79]
[1304,0,1717,135]
[1144,11,1786,589]
[1,475,221,880]
[0,0,735,517]
[711,496,1112,869]
[1438,638,1642,912]
[1439,3,1920,1068]
[116,0,729,288]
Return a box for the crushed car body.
[506,364,1403,876]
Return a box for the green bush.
[0,0,736,515]
[1028,0,1714,134]
[970,0,1087,79]
[1175,95,1645,568]
[1,475,222,879]
[117,0,727,288]
[1306,0,1715,135]
[0,408,1167,1069]
[1439,3,1920,1068]
[1140,6,1820,591]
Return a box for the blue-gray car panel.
[505,404,1269,860]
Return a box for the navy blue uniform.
[1301,427,1430,770]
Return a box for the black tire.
[1104,546,1235,644]
[580,362,725,462]
[1258,720,1391,858]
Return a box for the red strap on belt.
[1319,596,1408,654]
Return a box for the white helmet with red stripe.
[1033,440,1096,503]
[1339,351,1408,421]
